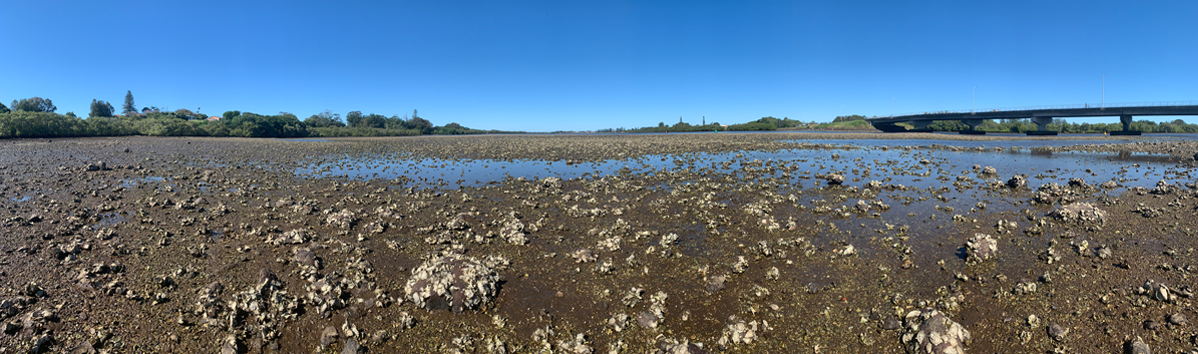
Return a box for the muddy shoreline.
[1,134,1197,353]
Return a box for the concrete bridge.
[866,101,1198,135]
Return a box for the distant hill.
[809,119,877,131]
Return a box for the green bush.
[0,111,88,138]
[727,121,777,131]
[308,126,421,137]
[0,107,503,139]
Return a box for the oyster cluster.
[404,253,508,312]
[964,233,997,264]
[901,308,970,354]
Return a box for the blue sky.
[2,1,1196,131]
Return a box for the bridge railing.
[877,100,1198,119]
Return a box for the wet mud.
[0,134,1197,353]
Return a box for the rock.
[341,339,361,354]
[705,275,726,294]
[197,281,223,306]
[369,330,390,345]
[765,267,780,280]
[718,316,757,346]
[1152,180,1178,195]
[637,311,659,329]
[500,220,527,245]
[662,340,708,354]
[24,282,46,297]
[269,229,309,245]
[981,166,997,175]
[731,256,748,274]
[1144,320,1160,331]
[556,333,592,354]
[1047,203,1107,224]
[571,248,595,263]
[220,335,239,354]
[1100,181,1119,189]
[881,318,903,330]
[69,341,97,354]
[1124,337,1151,354]
[1048,323,1068,341]
[901,308,969,354]
[403,253,506,312]
[3,321,20,335]
[964,233,997,264]
[1007,174,1027,189]
[541,176,562,189]
[1169,313,1187,326]
[257,268,278,286]
[29,334,54,354]
[293,247,321,270]
[824,173,846,185]
[1143,280,1172,302]
[326,210,358,229]
[607,313,630,332]
[320,326,339,347]
[447,213,476,230]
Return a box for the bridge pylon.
[907,120,934,132]
[1027,116,1058,135]
[960,118,985,135]
[1109,115,1141,135]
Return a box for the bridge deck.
[868,105,1198,124]
[866,103,1198,135]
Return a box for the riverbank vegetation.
[0,95,514,139]
[600,116,825,133]
[923,118,1198,133]
[800,115,877,130]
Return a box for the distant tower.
[679,116,683,124]
[703,116,706,125]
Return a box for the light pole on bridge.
[972,86,977,114]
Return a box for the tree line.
[918,118,1198,133]
[598,116,808,133]
[0,93,513,139]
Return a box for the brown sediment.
[0,134,1194,353]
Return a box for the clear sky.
[2,1,1196,131]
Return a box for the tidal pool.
[298,139,1191,191]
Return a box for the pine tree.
[123,90,136,114]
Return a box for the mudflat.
[0,133,1196,353]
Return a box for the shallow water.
[297,141,1191,190]
[279,138,332,142]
